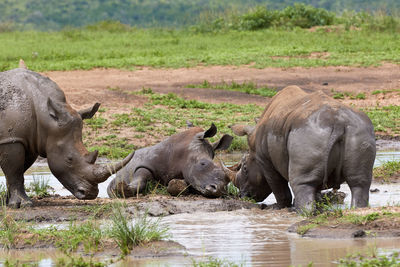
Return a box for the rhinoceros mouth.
[73,187,99,200]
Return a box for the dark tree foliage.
[0,0,399,30]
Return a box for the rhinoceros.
[223,86,376,212]
[0,67,133,208]
[107,123,233,198]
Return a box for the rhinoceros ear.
[78,103,101,120]
[203,123,217,138]
[47,98,62,122]
[212,134,233,151]
[229,124,255,136]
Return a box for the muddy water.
[0,149,399,266]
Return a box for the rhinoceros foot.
[7,192,33,209]
[167,179,189,197]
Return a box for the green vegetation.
[374,160,400,182]
[1,22,400,71]
[363,105,400,134]
[109,202,170,255]
[339,250,400,266]
[83,88,398,158]
[297,207,400,236]
[26,175,54,198]
[0,183,7,205]
[187,80,277,97]
[32,220,104,253]
[144,180,169,196]
[85,90,262,157]
[1,1,400,31]
[372,89,400,95]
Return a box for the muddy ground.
[288,207,400,239]
[1,65,399,255]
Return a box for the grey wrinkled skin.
[0,68,133,208]
[107,124,233,198]
[230,86,376,213]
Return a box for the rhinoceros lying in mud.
[107,123,233,198]
[0,67,133,208]
[223,85,376,212]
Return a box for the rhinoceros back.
[0,68,66,150]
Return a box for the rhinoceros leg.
[342,141,375,208]
[107,167,152,198]
[262,163,292,208]
[0,143,33,208]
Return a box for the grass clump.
[34,220,104,253]
[109,202,170,255]
[186,80,277,97]
[144,180,169,196]
[373,160,400,183]
[26,175,54,198]
[338,250,400,266]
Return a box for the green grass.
[363,105,400,134]
[33,220,104,253]
[374,160,400,182]
[83,88,399,158]
[186,80,277,97]
[84,90,262,158]
[109,202,170,256]
[338,250,400,266]
[25,175,54,198]
[297,207,400,236]
[1,28,400,72]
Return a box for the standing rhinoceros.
[0,68,133,208]
[223,85,376,212]
[107,123,233,198]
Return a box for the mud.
[6,195,258,222]
[288,207,400,239]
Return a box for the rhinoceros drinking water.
[107,123,233,198]
[223,85,376,213]
[0,67,133,208]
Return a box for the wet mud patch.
[7,195,258,223]
[288,207,400,239]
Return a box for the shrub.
[280,3,335,28]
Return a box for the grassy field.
[83,90,399,158]
[1,27,400,71]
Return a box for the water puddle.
[0,149,399,266]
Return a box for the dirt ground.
[43,63,400,112]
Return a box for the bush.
[280,3,335,28]
[237,6,278,31]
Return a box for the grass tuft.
[109,202,170,255]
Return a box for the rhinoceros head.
[221,124,272,202]
[44,99,133,199]
[183,124,233,197]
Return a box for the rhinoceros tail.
[19,59,28,69]
[322,124,345,189]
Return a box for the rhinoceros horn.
[92,152,135,183]
[79,103,101,120]
[219,160,237,185]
